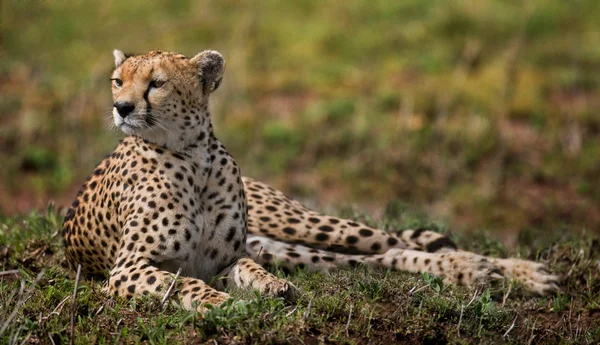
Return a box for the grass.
[1,207,599,344]
[1,0,600,236]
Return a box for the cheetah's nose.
[114,101,135,118]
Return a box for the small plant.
[474,289,494,317]
[551,293,570,313]
[422,272,446,293]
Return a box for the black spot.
[387,237,398,246]
[371,243,381,251]
[410,228,427,239]
[316,233,329,241]
[127,284,136,293]
[147,276,157,284]
[215,213,225,226]
[359,229,374,237]
[346,236,359,245]
[288,218,301,224]
[308,217,320,223]
[318,225,334,232]
[225,227,236,242]
[425,237,458,253]
[283,227,296,235]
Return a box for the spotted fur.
[62,50,559,313]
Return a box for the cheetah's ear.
[113,49,127,67]
[190,50,225,94]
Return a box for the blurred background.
[1,0,599,241]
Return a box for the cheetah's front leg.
[106,260,230,312]
[214,257,297,302]
[106,222,231,312]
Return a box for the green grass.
[1,0,600,236]
[1,208,599,344]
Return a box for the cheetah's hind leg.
[246,235,504,287]
[246,235,560,294]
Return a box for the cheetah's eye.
[150,80,166,89]
[111,78,123,87]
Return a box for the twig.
[366,308,375,338]
[527,317,537,345]
[257,246,264,261]
[408,284,428,296]
[48,333,57,345]
[10,325,21,345]
[302,297,313,321]
[70,264,82,345]
[18,332,30,345]
[568,297,574,337]
[566,249,584,278]
[502,281,513,307]
[0,270,20,277]
[457,305,464,337]
[503,315,518,338]
[285,306,297,317]
[0,281,26,337]
[0,271,45,337]
[345,305,353,337]
[161,268,182,310]
[42,296,71,320]
[466,288,480,308]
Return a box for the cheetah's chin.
[119,123,140,135]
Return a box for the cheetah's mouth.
[113,108,146,135]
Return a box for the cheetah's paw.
[260,279,299,303]
[492,258,561,295]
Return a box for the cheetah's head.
[110,49,225,150]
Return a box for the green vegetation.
[1,208,599,344]
[1,0,599,235]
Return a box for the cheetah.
[62,49,559,313]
